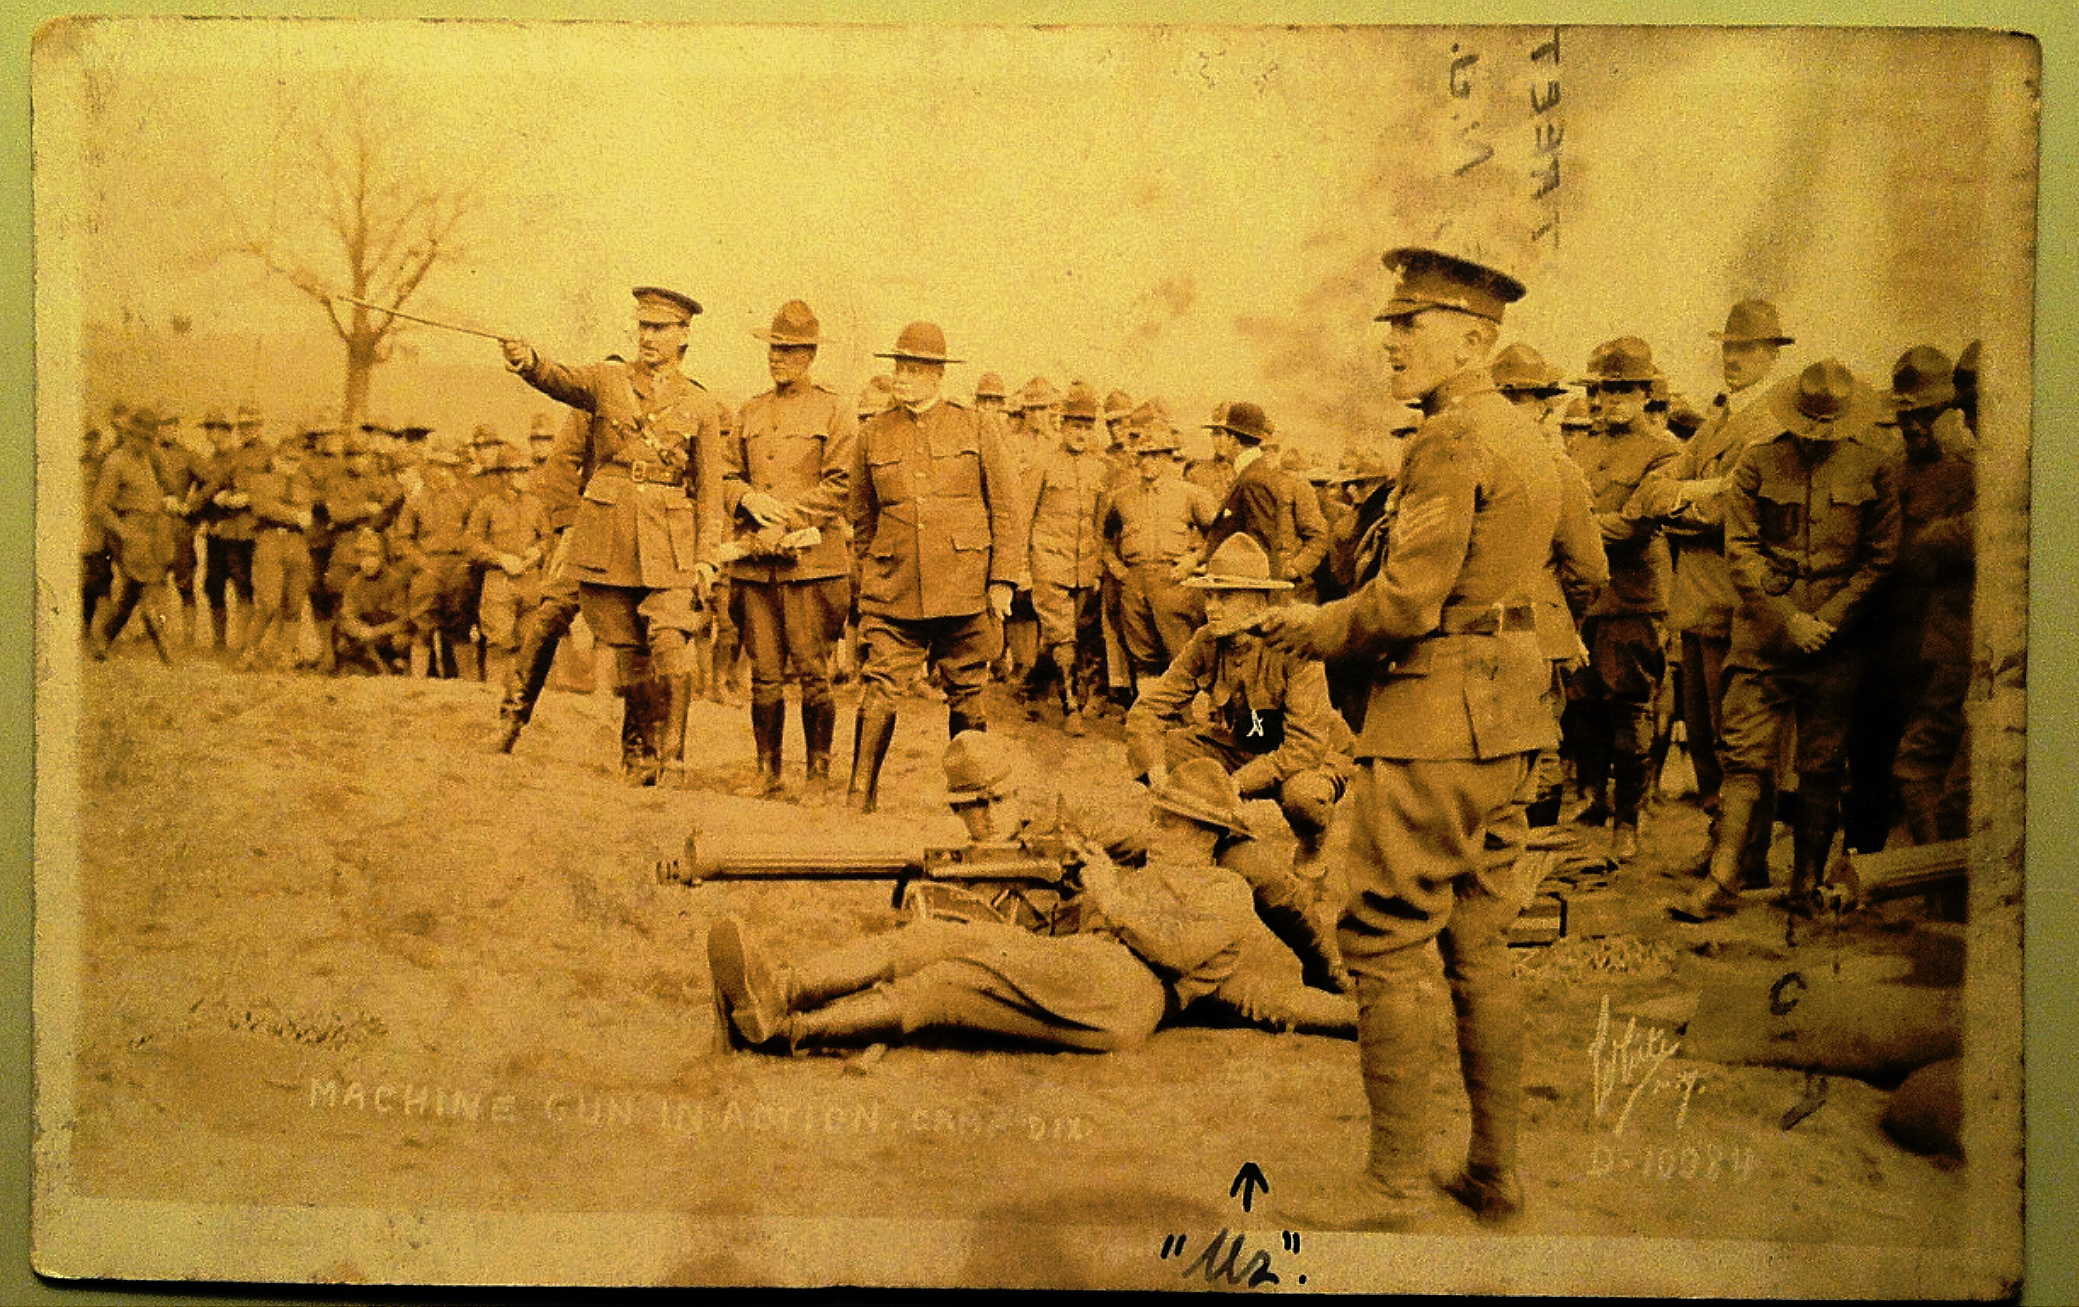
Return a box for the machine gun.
[655,829,1091,934]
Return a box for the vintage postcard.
[30,19,2033,1295]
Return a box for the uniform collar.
[1421,367,1499,417]
[1235,445,1263,474]
[905,395,940,418]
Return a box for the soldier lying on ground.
[708,754,1357,1055]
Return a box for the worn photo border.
[5,0,2075,1302]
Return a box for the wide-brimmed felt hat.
[470,423,504,447]
[1773,359,1859,440]
[753,299,827,347]
[975,372,1009,401]
[875,321,962,364]
[1061,382,1100,421]
[1890,345,1956,413]
[632,285,702,324]
[943,730,1020,803]
[234,405,265,427]
[1560,397,1594,430]
[1103,389,1135,424]
[1182,534,1293,592]
[1019,376,1060,410]
[1203,400,1272,444]
[1150,758,1254,838]
[1580,337,1663,386]
[1376,246,1527,324]
[199,409,233,430]
[1491,342,1569,397]
[1710,299,1795,345]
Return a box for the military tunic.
[90,444,176,585]
[466,487,551,650]
[1205,452,1330,584]
[1099,474,1218,677]
[241,466,319,620]
[849,398,1020,715]
[1719,423,1902,785]
[722,380,857,708]
[519,354,727,651]
[1022,446,1111,648]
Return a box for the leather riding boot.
[783,987,905,1052]
[497,620,563,753]
[1788,781,1842,918]
[751,698,787,795]
[1674,772,1762,921]
[620,681,658,785]
[1052,645,1086,736]
[656,674,693,776]
[1444,935,1524,1218]
[801,695,837,793]
[846,704,898,814]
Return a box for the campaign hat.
[528,412,557,439]
[1491,342,1568,397]
[1890,345,1957,413]
[199,408,233,430]
[1020,376,1060,410]
[1375,247,1527,324]
[1580,337,1663,386]
[1103,390,1135,424]
[470,423,505,447]
[1061,381,1101,421]
[423,441,467,467]
[753,299,827,347]
[1773,360,1859,441]
[632,286,702,323]
[943,730,1020,803]
[1560,397,1594,431]
[1182,534,1293,592]
[1203,400,1272,445]
[234,404,265,428]
[875,321,962,364]
[1710,299,1795,345]
[975,372,1009,401]
[1150,758,1254,838]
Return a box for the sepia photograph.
[28,18,2036,1296]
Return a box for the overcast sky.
[43,19,2034,450]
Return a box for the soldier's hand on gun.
[498,337,533,370]
[1786,611,1835,654]
[737,490,789,529]
[987,581,1015,620]
[1253,603,1322,656]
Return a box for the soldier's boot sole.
[706,916,790,1048]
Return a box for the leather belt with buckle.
[625,459,684,487]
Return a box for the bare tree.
[228,70,479,432]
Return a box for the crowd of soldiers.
[80,259,1978,1231]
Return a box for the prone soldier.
[501,285,728,783]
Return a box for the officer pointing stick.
[499,286,728,784]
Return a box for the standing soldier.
[1564,337,1680,860]
[973,373,1009,416]
[1259,246,1557,1230]
[1882,346,1975,846]
[465,443,551,689]
[721,299,857,798]
[496,407,591,753]
[1676,361,1901,921]
[1638,300,1795,872]
[1093,389,1144,714]
[500,285,727,784]
[80,412,116,640]
[85,407,181,663]
[313,425,403,673]
[197,405,270,656]
[150,410,209,647]
[1022,381,1113,735]
[237,436,321,672]
[1099,415,1219,694]
[845,321,1020,813]
[1201,401,1329,586]
[394,443,480,678]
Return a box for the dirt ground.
[52,644,1972,1283]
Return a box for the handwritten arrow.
[1230,1161,1270,1212]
